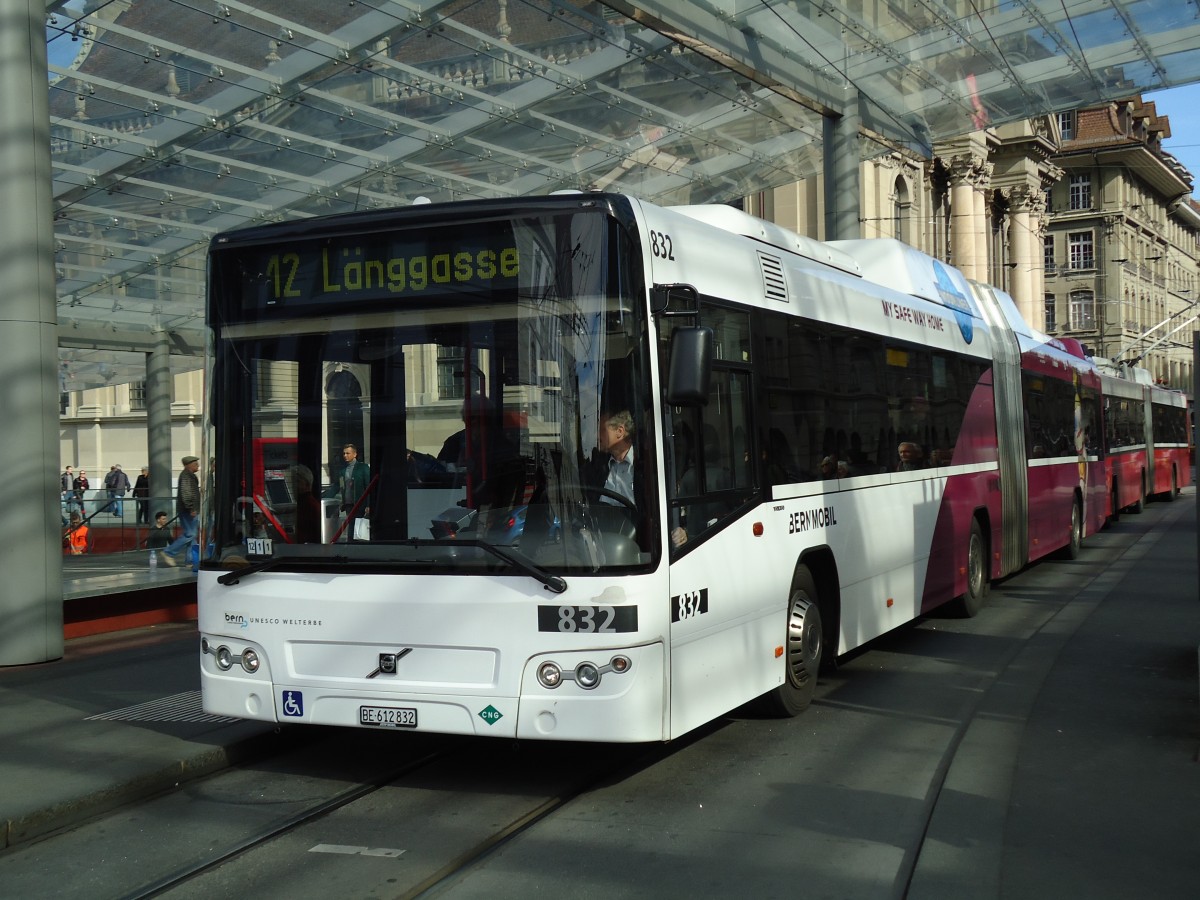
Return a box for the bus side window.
[671,369,754,552]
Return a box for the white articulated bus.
[198,193,1109,741]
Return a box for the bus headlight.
[205,640,263,676]
[537,662,563,688]
[574,662,600,689]
[534,655,632,691]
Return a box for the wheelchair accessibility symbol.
[282,690,304,718]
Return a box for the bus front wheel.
[763,568,823,717]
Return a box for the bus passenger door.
[665,361,776,737]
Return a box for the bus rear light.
[215,645,234,670]
[610,655,631,673]
[886,597,894,607]
[753,522,764,536]
[241,648,261,673]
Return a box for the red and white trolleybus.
[195,193,1189,742]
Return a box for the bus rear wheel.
[762,569,823,717]
[953,519,988,617]
[1062,497,1083,560]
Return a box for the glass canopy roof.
[45,0,1200,386]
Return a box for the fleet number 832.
[537,605,638,633]
[649,230,675,260]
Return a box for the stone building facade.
[1042,98,1199,386]
[747,97,1198,390]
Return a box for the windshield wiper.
[452,538,567,593]
[217,552,346,586]
[216,539,566,593]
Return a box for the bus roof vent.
[757,250,788,302]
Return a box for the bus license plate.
[359,706,417,728]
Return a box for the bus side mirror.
[666,326,713,407]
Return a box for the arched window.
[326,369,365,479]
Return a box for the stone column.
[1008,187,1037,327]
[973,169,991,282]
[1028,189,1048,310]
[949,156,982,280]
[0,0,63,664]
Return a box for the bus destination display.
[236,229,520,309]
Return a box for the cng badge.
[478,705,503,726]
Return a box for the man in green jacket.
[334,443,371,539]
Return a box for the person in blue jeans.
[103,464,130,517]
[159,456,201,571]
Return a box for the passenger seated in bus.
[929,447,953,467]
[409,396,520,498]
[406,403,471,486]
[819,455,838,479]
[422,397,527,538]
[896,441,925,471]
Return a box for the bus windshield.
[205,204,659,576]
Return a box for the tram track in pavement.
[0,721,677,900]
[146,734,681,900]
[129,738,673,900]
[123,748,444,899]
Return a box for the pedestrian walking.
[103,464,130,517]
[133,466,151,524]
[159,456,201,571]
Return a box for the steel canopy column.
[146,331,174,516]
[823,95,861,241]
[0,0,63,664]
